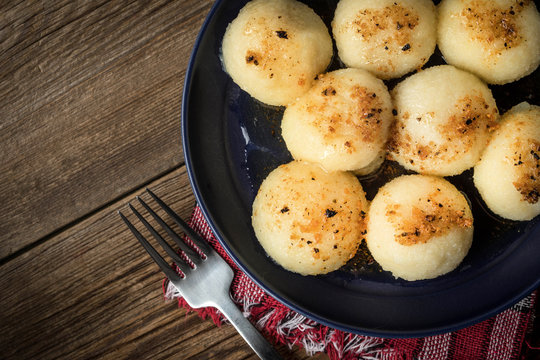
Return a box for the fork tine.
[128,203,192,274]
[136,196,204,263]
[118,210,183,282]
[146,188,212,254]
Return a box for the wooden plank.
[0,0,212,127]
[1,1,109,66]
[0,0,213,259]
[0,167,326,360]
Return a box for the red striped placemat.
[164,205,537,360]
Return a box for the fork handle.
[215,297,283,360]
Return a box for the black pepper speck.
[325,209,337,218]
[276,30,288,39]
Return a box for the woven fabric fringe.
[164,206,537,360]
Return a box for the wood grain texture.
[0,167,326,360]
[1,0,211,125]
[0,0,213,259]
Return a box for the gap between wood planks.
[0,164,183,267]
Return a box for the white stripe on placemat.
[486,309,520,360]
[418,333,451,360]
[233,272,265,306]
[191,207,214,239]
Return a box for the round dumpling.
[282,68,393,173]
[221,0,333,106]
[366,175,474,281]
[252,161,369,275]
[388,65,499,176]
[332,0,437,79]
[474,102,540,221]
[438,0,540,84]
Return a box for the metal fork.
[118,188,282,360]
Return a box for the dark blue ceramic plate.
[182,0,540,337]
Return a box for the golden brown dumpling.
[282,68,393,173]
[222,0,333,106]
[252,161,369,275]
[366,174,474,281]
[332,0,437,79]
[474,102,540,221]
[388,65,499,176]
[438,0,540,84]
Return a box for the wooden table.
[0,1,538,359]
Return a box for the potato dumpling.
[388,65,499,176]
[366,175,474,281]
[438,0,540,84]
[332,0,437,79]
[221,0,333,106]
[474,102,540,221]
[252,161,369,275]
[282,68,393,173]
